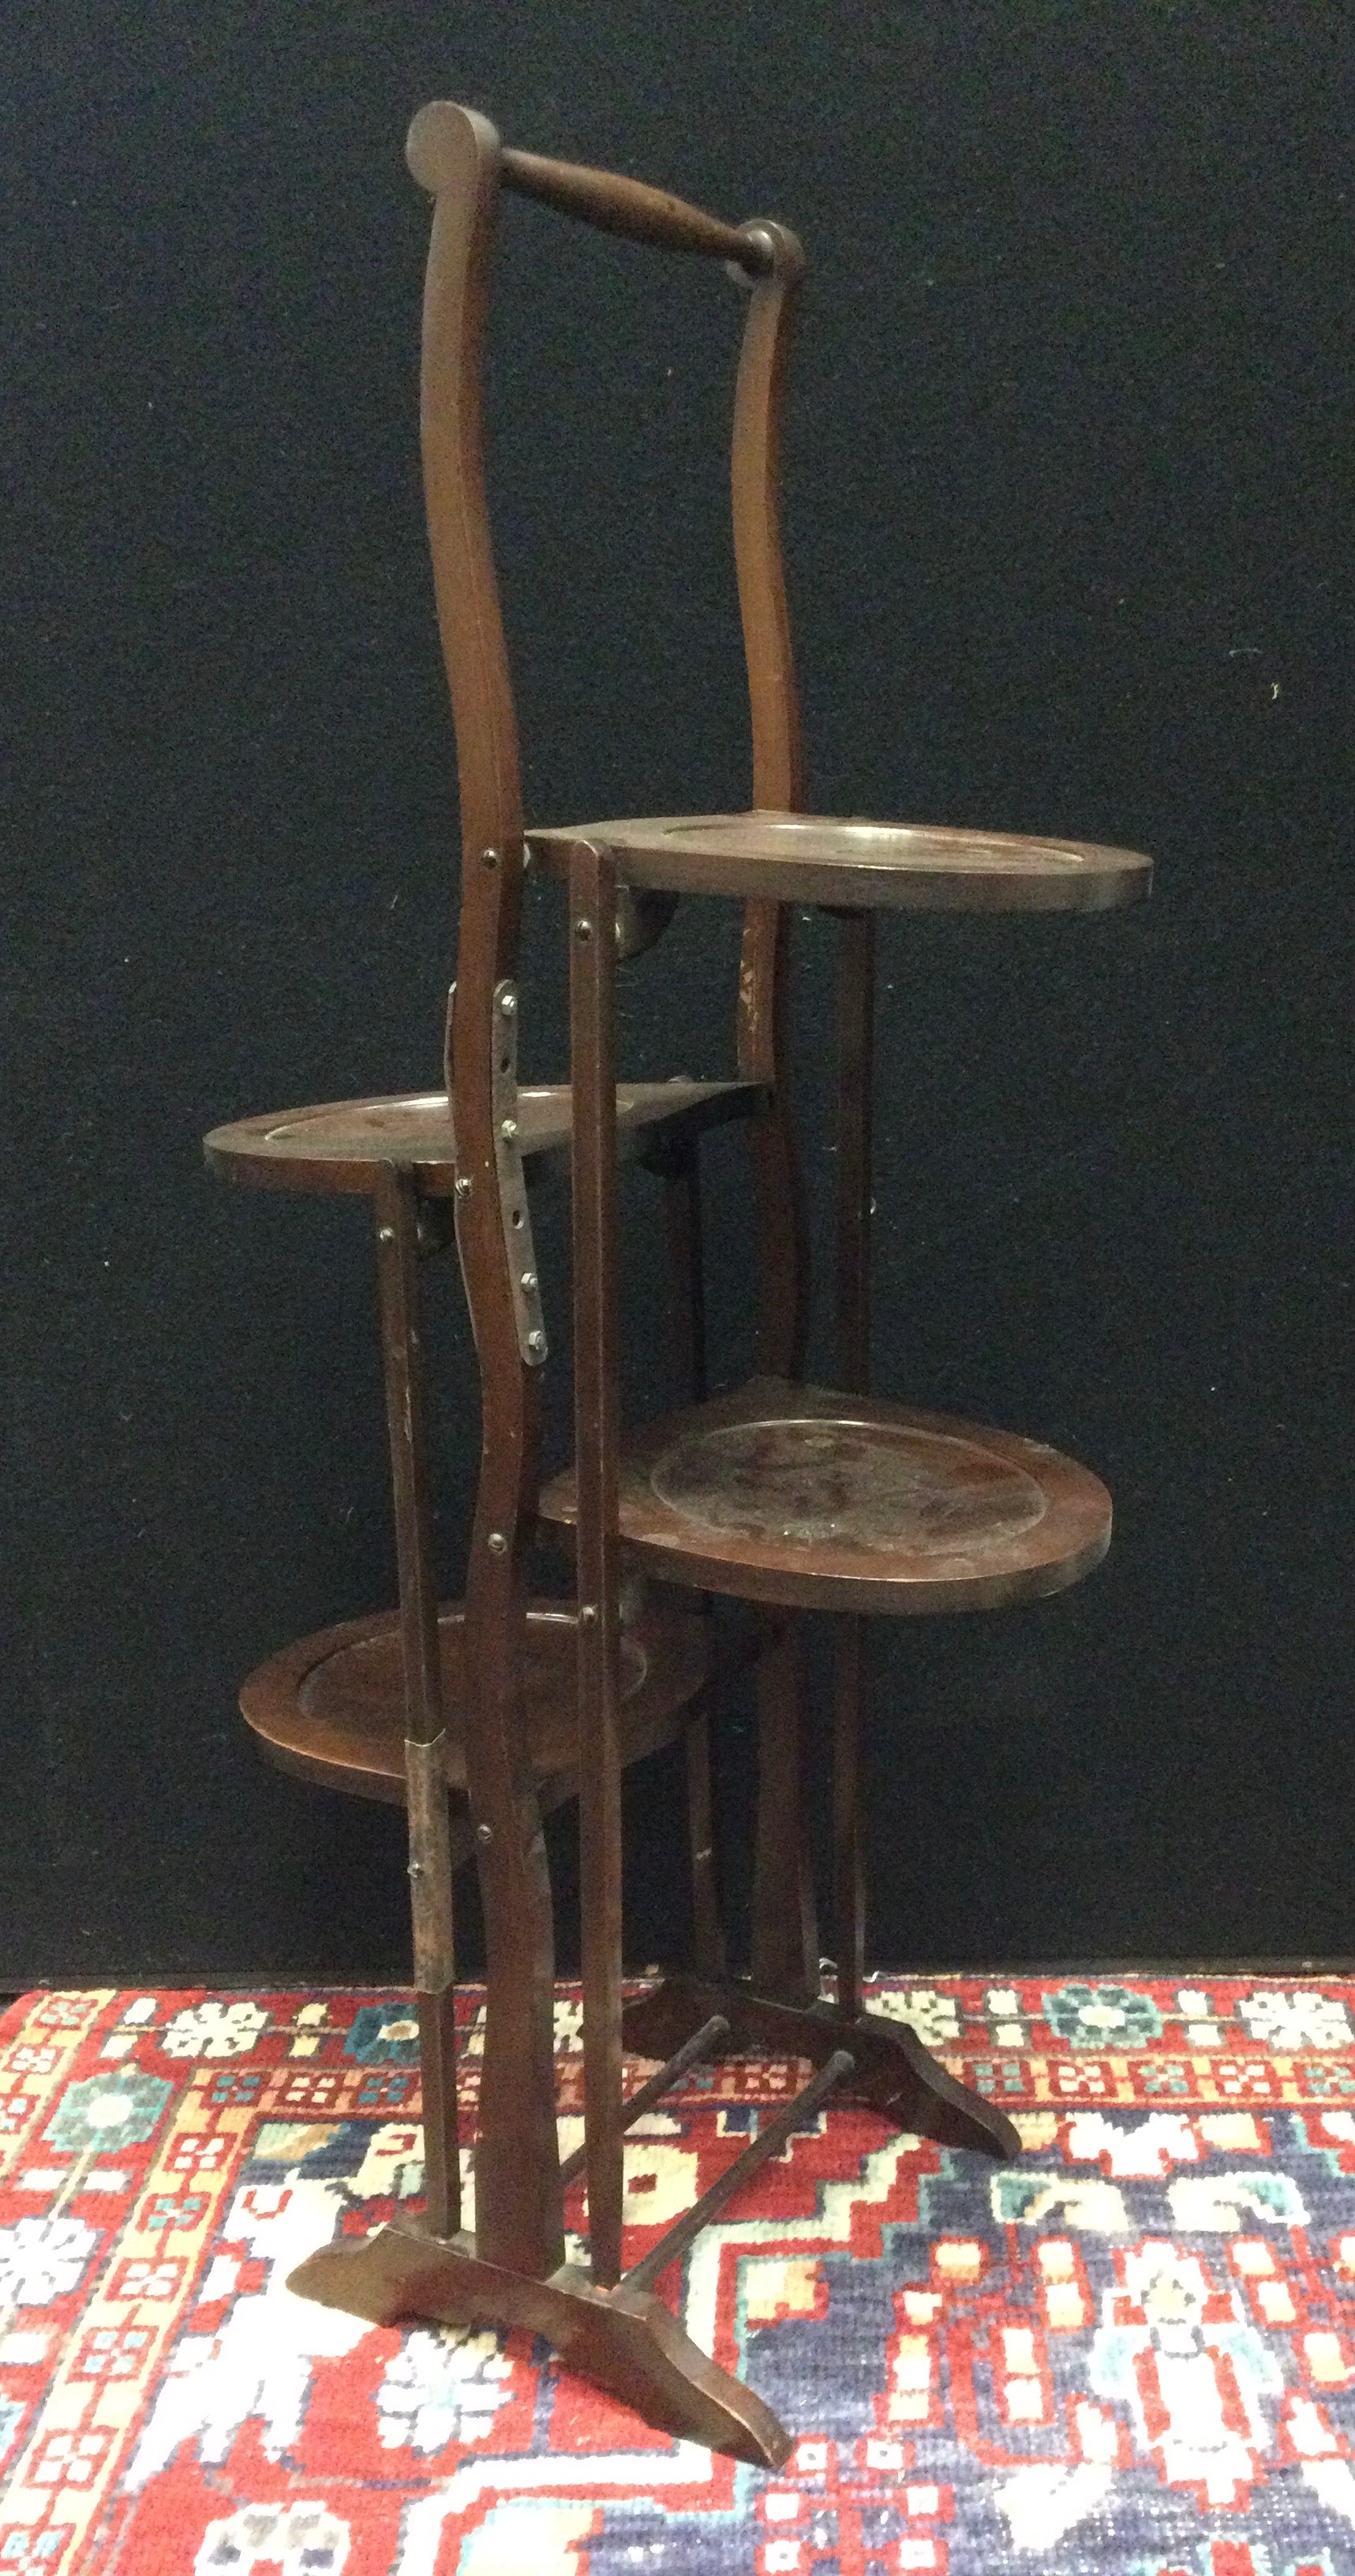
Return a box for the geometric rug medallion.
[3,1976,1355,2573]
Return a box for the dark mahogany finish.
[207,93,1150,2461]
[288,2226,792,2469]
[529,812,1151,912]
[540,1377,1113,1616]
[203,1079,756,1197]
[239,1598,707,1813]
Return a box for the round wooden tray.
[241,1596,708,1810]
[204,1079,755,1196]
[537,1379,1113,1615]
[527,811,1153,913]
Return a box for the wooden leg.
[372,1165,459,2241]
[831,912,874,2026]
[288,2226,790,2468]
[684,1698,727,1979]
[749,1619,819,2006]
[658,1136,730,1982]
[468,1770,563,2276]
[571,844,626,2290]
[415,1987,460,2237]
[832,1617,866,2022]
[450,975,563,2282]
[737,900,807,1381]
[661,1143,708,1406]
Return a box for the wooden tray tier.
[537,1378,1113,1615]
[527,811,1153,912]
[240,1597,709,1847]
[204,1079,758,1197]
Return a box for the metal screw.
[376,1225,395,1244]
[481,847,500,870]
[487,1530,507,1555]
[407,1859,425,1880]
[500,1117,518,1140]
[520,1270,537,1291]
[578,1603,598,1625]
[500,990,517,1016]
[455,1174,472,1198]
[475,1822,492,1847]
[574,916,593,940]
[526,1328,545,1353]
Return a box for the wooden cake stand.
[206,100,1150,2463]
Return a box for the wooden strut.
[558,2012,731,2185]
[732,217,822,2009]
[625,2047,855,2292]
[372,1163,460,2240]
[570,839,627,2290]
[650,1126,728,1979]
[833,908,875,2021]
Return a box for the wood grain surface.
[540,1376,1114,1615]
[529,811,1153,911]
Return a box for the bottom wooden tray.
[240,1597,709,1855]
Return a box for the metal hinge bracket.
[491,979,548,1366]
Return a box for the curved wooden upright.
[404,101,563,2282]
[731,217,808,1383]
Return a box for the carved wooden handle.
[500,145,767,268]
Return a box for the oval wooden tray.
[241,1596,708,1820]
[527,811,1152,912]
[538,1378,1113,1615]
[205,1079,757,1197]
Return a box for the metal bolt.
[499,990,517,1016]
[376,1225,395,1243]
[407,1859,425,1880]
[475,1822,492,1847]
[500,1117,518,1140]
[487,1530,508,1555]
[526,1328,545,1353]
[578,1603,598,1625]
[574,916,593,940]
[520,1270,537,1291]
[481,847,500,870]
[455,1174,472,1198]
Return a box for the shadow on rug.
[2,1976,1354,2572]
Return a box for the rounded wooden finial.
[406,100,500,196]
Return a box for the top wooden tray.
[527,811,1153,912]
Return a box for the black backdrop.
[5,0,1353,1985]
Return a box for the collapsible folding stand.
[206,102,1151,2466]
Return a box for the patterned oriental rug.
[3,1983,1355,2574]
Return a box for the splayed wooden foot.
[622,1972,1020,2159]
[288,2223,791,2468]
